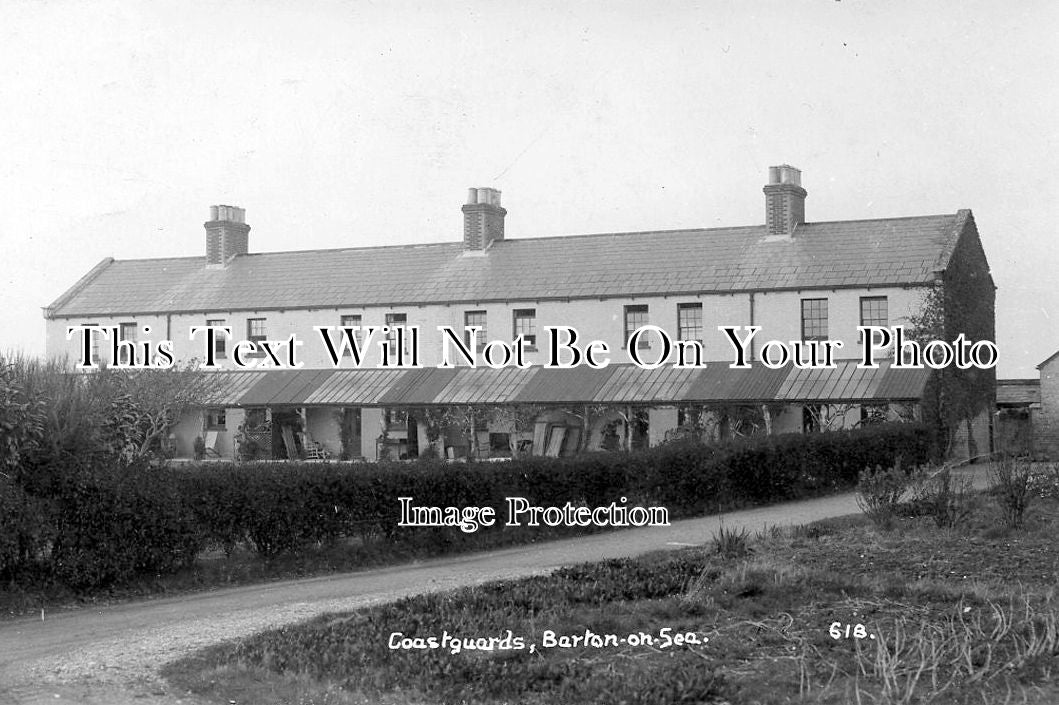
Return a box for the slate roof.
[201,361,931,407]
[995,379,1040,407]
[44,211,970,318]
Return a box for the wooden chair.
[301,432,331,460]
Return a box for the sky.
[1,0,1056,378]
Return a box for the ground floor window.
[489,432,511,455]
[860,404,888,425]
[205,408,227,431]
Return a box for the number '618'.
[829,622,869,639]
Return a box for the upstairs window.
[800,299,828,341]
[80,322,100,366]
[246,318,267,358]
[464,310,487,348]
[206,318,227,359]
[340,314,362,333]
[860,296,888,328]
[624,304,650,349]
[118,321,137,365]
[859,295,889,347]
[340,314,362,355]
[247,318,267,343]
[512,309,537,350]
[677,303,703,343]
[385,313,408,355]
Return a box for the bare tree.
[416,405,449,458]
[562,404,613,453]
[441,405,487,458]
[105,361,211,465]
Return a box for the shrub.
[0,357,45,478]
[7,356,208,481]
[909,464,975,528]
[991,455,1034,528]
[856,459,910,529]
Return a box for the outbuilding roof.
[995,379,1040,407]
[198,360,931,408]
[45,212,971,318]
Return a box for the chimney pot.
[205,204,250,267]
[461,187,506,252]
[778,165,801,186]
[763,165,807,237]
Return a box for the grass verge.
[164,492,1059,705]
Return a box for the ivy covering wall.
[913,211,996,458]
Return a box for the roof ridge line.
[82,213,965,264]
[43,257,115,319]
[931,209,972,273]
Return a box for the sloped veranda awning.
[197,360,932,408]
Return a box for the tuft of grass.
[754,522,784,541]
[712,520,752,558]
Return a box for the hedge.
[0,476,51,578]
[48,466,203,587]
[176,421,929,561]
[1,422,930,588]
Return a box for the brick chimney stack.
[461,187,505,253]
[763,165,806,237]
[205,205,250,267]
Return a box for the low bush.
[908,464,975,528]
[991,455,1034,528]
[856,459,910,529]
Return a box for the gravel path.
[0,470,991,705]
